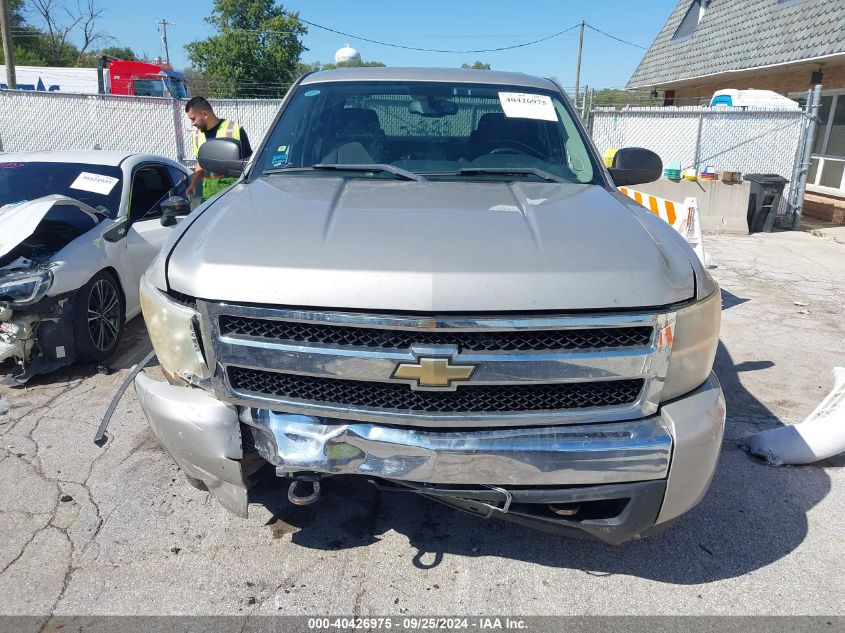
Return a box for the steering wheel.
[486,140,547,160]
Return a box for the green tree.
[319,59,386,71]
[8,0,25,26]
[185,0,307,98]
[2,0,115,67]
[75,47,137,67]
[97,46,137,61]
[183,67,212,96]
[589,88,662,109]
[296,60,322,76]
[2,0,52,65]
[461,61,491,70]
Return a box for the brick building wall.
[670,63,845,104]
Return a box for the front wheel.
[73,271,125,363]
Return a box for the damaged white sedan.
[0,152,191,383]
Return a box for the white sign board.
[70,172,119,195]
[498,92,557,122]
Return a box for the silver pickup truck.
[135,68,724,544]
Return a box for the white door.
[124,163,181,314]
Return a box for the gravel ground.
[0,230,843,623]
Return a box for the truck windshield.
[133,78,166,97]
[255,80,599,184]
[166,78,189,99]
[0,162,123,218]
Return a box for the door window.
[167,165,190,189]
[129,164,174,222]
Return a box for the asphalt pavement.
[0,231,843,623]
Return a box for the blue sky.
[53,0,679,88]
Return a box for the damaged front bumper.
[0,310,37,365]
[133,372,264,516]
[134,371,725,543]
[0,292,78,384]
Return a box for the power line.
[299,18,581,54]
[585,24,647,50]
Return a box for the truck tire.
[73,270,125,363]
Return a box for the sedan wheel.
[88,279,122,352]
[73,271,125,363]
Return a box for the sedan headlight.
[0,269,53,305]
[139,273,210,385]
[661,286,721,401]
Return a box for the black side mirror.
[103,217,129,243]
[197,139,246,177]
[609,147,663,186]
[160,195,191,227]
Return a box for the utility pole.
[574,20,585,109]
[157,19,173,65]
[0,0,17,89]
[791,84,823,230]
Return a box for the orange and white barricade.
[618,187,708,267]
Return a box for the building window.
[812,96,834,154]
[672,0,709,41]
[826,96,845,156]
[794,91,845,195]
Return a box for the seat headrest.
[334,107,382,134]
[476,112,508,135]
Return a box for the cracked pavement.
[0,231,843,621]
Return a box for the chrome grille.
[229,367,645,414]
[219,315,653,351]
[200,302,675,428]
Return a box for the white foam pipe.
[747,368,845,465]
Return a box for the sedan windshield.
[0,162,123,218]
[255,81,600,184]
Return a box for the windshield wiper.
[457,167,566,183]
[313,163,424,181]
[261,163,426,180]
[262,164,424,181]
[261,166,316,175]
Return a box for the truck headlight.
[662,287,721,401]
[139,273,210,385]
[0,269,53,306]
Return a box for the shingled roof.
[627,0,845,89]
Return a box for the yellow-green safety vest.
[192,119,243,199]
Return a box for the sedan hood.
[166,177,695,312]
[0,195,101,269]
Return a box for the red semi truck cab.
[0,59,189,97]
[102,59,189,97]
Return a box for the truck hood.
[166,177,695,312]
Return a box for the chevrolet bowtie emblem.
[392,357,476,389]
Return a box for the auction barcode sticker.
[498,92,557,121]
[70,172,120,195]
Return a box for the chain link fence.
[1,89,810,219]
[589,106,808,212]
[0,90,284,166]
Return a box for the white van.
[710,89,799,110]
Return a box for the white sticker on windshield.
[498,92,557,121]
[69,172,119,195]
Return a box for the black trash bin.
[745,173,789,233]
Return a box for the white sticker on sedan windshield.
[69,172,119,195]
[498,92,557,121]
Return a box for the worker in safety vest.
[184,96,253,201]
